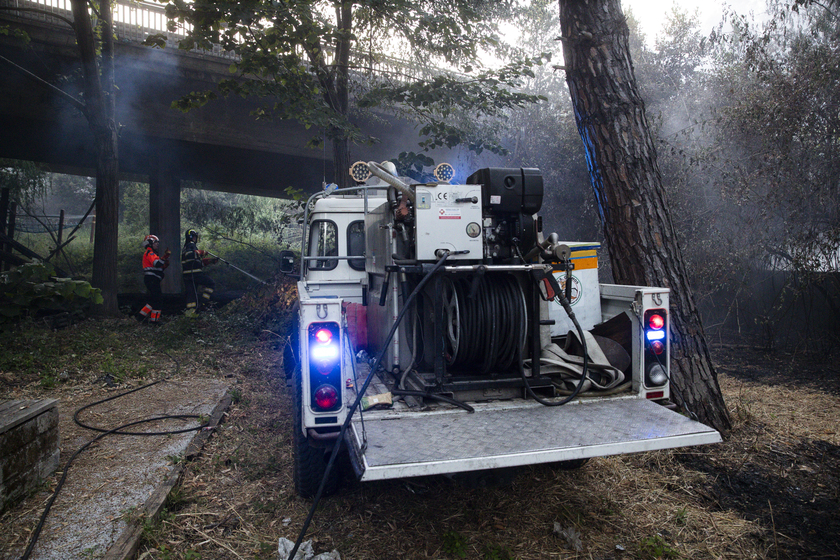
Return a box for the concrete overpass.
[0,0,469,290]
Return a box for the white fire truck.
[279,161,720,498]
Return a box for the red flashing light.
[646,391,665,399]
[648,313,665,330]
[315,328,332,344]
[651,340,666,355]
[314,385,339,410]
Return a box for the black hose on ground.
[20,354,209,560]
[73,377,202,436]
[287,252,450,560]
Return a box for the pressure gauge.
[466,222,482,238]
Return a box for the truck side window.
[347,220,365,271]
[308,220,338,270]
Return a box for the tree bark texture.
[557,0,731,432]
[303,1,353,188]
[70,0,120,315]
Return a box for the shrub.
[0,261,103,327]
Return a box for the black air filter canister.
[520,168,543,215]
[466,167,544,215]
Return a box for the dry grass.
[1,299,837,560]
[135,339,839,560]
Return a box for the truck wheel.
[282,303,300,379]
[292,376,340,499]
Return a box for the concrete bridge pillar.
[149,161,182,294]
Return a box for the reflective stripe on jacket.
[181,241,205,274]
[143,248,167,279]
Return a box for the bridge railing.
[0,0,235,58]
[1,0,446,77]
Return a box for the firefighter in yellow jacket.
[139,235,170,324]
[181,229,218,313]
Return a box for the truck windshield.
[308,220,338,270]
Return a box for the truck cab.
[300,196,377,302]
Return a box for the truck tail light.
[650,340,665,355]
[308,322,342,412]
[648,313,665,330]
[314,385,339,410]
[643,308,668,388]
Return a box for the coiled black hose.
[440,274,527,374]
[20,355,209,560]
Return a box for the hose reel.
[412,273,529,374]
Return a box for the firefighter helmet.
[143,234,159,249]
[185,229,199,243]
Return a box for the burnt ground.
[0,306,838,560]
[678,345,840,560]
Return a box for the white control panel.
[414,185,483,261]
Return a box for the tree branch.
[205,228,281,264]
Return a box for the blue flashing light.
[646,330,666,341]
[311,344,339,361]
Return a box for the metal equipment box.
[414,184,483,261]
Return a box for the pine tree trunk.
[557,0,731,433]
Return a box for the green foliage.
[121,182,150,231]
[0,261,103,327]
[393,152,436,182]
[359,54,550,156]
[638,534,680,559]
[442,530,468,559]
[0,316,165,387]
[49,174,95,215]
[0,25,31,44]
[158,0,544,180]
[181,187,301,244]
[0,159,51,207]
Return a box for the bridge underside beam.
[0,115,331,198]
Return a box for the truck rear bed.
[344,395,721,481]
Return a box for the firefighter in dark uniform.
[139,234,170,324]
[181,229,218,313]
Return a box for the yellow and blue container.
[549,242,601,337]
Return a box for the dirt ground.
[1,313,838,560]
[0,373,229,558]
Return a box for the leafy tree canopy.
[0,159,51,208]
[147,0,549,183]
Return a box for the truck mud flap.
[344,398,721,481]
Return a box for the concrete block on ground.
[0,399,60,514]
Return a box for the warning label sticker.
[438,208,461,219]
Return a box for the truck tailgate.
[345,398,720,481]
